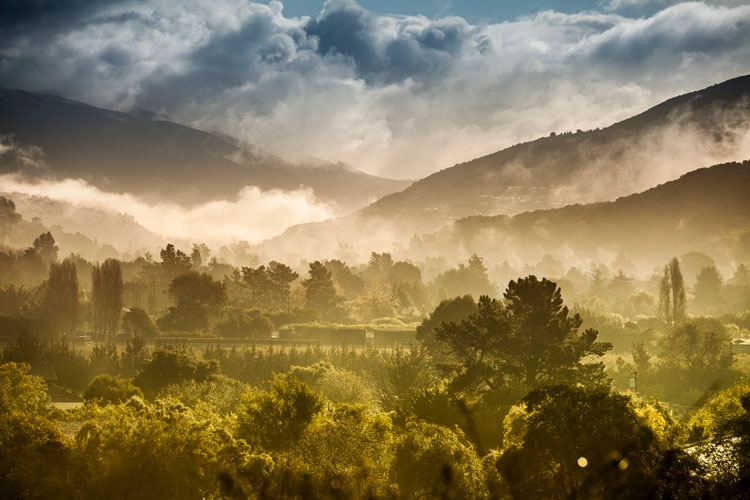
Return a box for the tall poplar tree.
[658,257,686,327]
[46,259,79,335]
[92,259,124,338]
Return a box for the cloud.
[0,174,336,246]
[0,0,749,180]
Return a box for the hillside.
[409,160,750,269]
[0,89,411,210]
[363,74,750,224]
[251,75,750,261]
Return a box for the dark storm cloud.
[0,0,108,31]
[304,0,475,85]
[0,0,748,178]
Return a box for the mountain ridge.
[0,88,412,210]
[251,75,750,262]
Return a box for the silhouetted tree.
[32,232,58,263]
[497,385,676,500]
[158,272,227,332]
[658,257,686,327]
[692,265,723,312]
[91,259,123,338]
[432,255,496,299]
[45,259,79,335]
[659,321,734,373]
[435,276,611,392]
[267,261,298,309]
[416,294,477,354]
[302,261,339,318]
[121,307,158,338]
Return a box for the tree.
[692,265,723,312]
[91,259,124,338]
[729,263,750,286]
[134,348,219,398]
[84,374,143,405]
[658,257,686,327]
[240,265,273,309]
[121,308,158,338]
[416,295,477,354]
[159,243,191,280]
[301,261,339,318]
[236,374,325,451]
[609,270,635,303]
[392,260,422,283]
[158,272,227,332]
[497,385,674,500]
[0,197,22,226]
[658,321,734,373]
[32,232,58,263]
[267,261,299,309]
[435,276,611,392]
[395,420,489,500]
[589,263,608,296]
[45,259,79,335]
[324,259,364,298]
[432,255,496,299]
[366,252,394,283]
[0,362,51,415]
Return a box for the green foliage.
[121,307,158,338]
[659,257,687,327]
[436,277,611,393]
[431,254,496,300]
[45,258,80,334]
[302,261,340,319]
[134,348,219,398]
[692,265,724,313]
[416,294,477,354]
[214,307,274,338]
[75,400,249,500]
[84,374,143,405]
[296,404,397,498]
[159,374,248,415]
[497,384,672,500]
[659,320,734,372]
[91,258,123,337]
[289,361,376,406]
[236,373,325,451]
[688,379,750,441]
[395,420,489,500]
[0,361,51,415]
[158,271,227,332]
[0,412,81,500]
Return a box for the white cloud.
[1,1,749,180]
[0,174,335,246]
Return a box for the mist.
[0,174,336,250]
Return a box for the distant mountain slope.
[363,74,750,225]
[410,160,750,268]
[0,89,411,209]
[250,75,750,262]
[1,192,165,255]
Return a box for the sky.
[1,0,749,180]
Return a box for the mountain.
[410,160,750,270]
[1,192,165,256]
[251,75,750,261]
[0,89,411,210]
[362,74,750,226]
